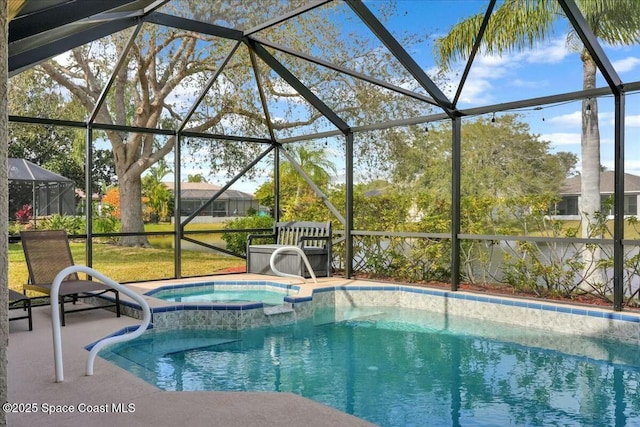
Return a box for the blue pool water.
[151,287,296,306]
[101,307,640,426]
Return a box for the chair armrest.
[247,233,277,246]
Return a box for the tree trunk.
[1,1,9,424]
[580,52,604,288]
[118,172,150,247]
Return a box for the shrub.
[102,188,121,219]
[93,216,120,243]
[41,214,85,234]
[222,215,275,257]
[15,204,32,224]
[8,221,23,236]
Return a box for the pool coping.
[83,274,640,344]
[119,278,640,322]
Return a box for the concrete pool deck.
[8,273,640,426]
[7,275,375,427]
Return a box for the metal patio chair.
[20,230,120,326]
[9,288,32,331]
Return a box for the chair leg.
[115,290,121,318]
[26,298,32,331]
[59,297,66,327]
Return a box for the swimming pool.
[101,306,640,426]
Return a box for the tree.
[388,115,575,238]
[8,70,86,187]
[255,145,337,219]
[102,188,121,219]
[8,70,117,192]
[282,145,337,207]
[36,2,427,247]
[187,174,206,183]
[142,161,173,223]
[92,149,117,196]
[435,0,640,286]
[393,115,576,199]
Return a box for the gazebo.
[7,158,75,221]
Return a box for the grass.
[516,219,640,239]
[144,222,230,249]
[8,223,246,293]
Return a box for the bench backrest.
[275,221,331,247]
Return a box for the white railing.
[269,246,318,284]
[51,265,151,382]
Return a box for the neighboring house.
[163,182,259,222]
[551,171,640,219]
[8,158,76,220]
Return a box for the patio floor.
[7,275,375,427]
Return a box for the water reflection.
[103,308,640,426]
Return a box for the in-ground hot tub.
[139,281,308,330]
[147,282,299,306]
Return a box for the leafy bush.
[93,216,120,243]
[40,214,85,234]
[222,215,275,257]
[15,204,32,224]
[8,221,23,236]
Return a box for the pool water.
[152,288,296,306]
[101,307,640,426]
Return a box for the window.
[625,195,638,215]
[554,196,579,215]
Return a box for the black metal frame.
[6,0,636,310]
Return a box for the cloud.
[548,111,582,127]
[438,36,571,106]
[523,38,570,64]
[539,132,580,146]
[612,57,640,73]
[546,110,619,128]
[602,158,640,175]
[623,159,640,176]
[626,115,640,127]
[455,77,494,105]
[540,131,615,147]
[511,79,548,88]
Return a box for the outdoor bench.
[246,220,332,278]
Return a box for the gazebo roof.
[8,158,73,183]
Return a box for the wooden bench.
[246,221,332,278]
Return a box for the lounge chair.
[9,289,32,331]
[20,230,120,326]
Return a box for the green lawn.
[530,219,640,239]
[8,222,246,293]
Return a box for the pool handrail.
[51,265,151,382]
[269,245,318,283]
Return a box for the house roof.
[8,158,73,182]
[163,182,255,200]
[560,171,640,195]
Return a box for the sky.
[383,0,640,175]
[176,0,640,193]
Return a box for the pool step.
[264,304,295,316]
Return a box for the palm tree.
[435,0,640,288]
[142,161,172,224]
[282,146,337,207]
